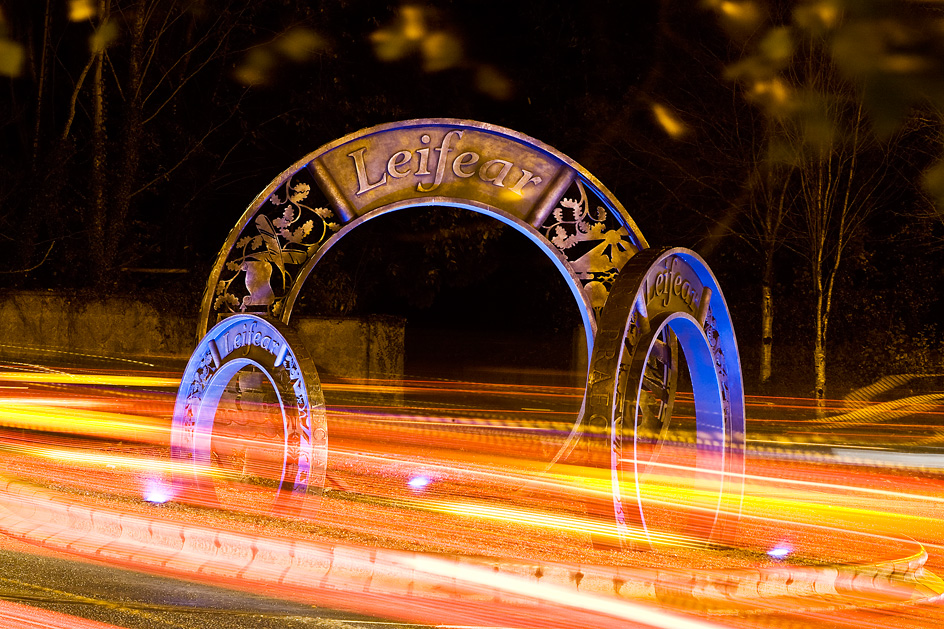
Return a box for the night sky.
[1,0,941,394]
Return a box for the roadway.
[0,358,942,628]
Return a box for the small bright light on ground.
[408,475,431,490]
[143,477,173,504]
[767,545,791,560]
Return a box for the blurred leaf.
[235,28,326,87]
[0,38,23,77]
[275,28,324,62]
[703,0,765,38]
[68,0,97,22]
[89,20,118,53]
[401,5,426,40]
[724,56,770,82]
[921,159,944,218]
[759,27,794,66]
[372,5,464,73]
[233,48,272,86]
[744,77,794,115]
[475,65,513,100]
[793,0,842,32]
[830,21,885,77]
[371,5,427,62]
[370,28,410,62]
[651,103,688,139]
[421,31,462,72]
[830,9,944,135]
[721,0,761,22]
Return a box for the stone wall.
[293,315,405,381]
[0,292,191,363]
[0,292,404,382]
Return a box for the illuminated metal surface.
[198,119,650,352]
[583,247,746,548]
[187,120,747,547]
[171,314,327,513]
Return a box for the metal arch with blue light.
[197,119,648,351]
[178,118,745,547]
[585,247,745,547]
[171,314,327,513]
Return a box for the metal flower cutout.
[214,177,340,316]
[543,180,637,312]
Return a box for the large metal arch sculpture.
[174,119,745,549]
[197,119,649,351]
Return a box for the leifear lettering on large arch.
[174,118,746,550]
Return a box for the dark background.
[1,0,942,395]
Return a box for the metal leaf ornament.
[543,180,636,314]
[212,175,342,317]
[241,260,275,309]
[254,215,309,278]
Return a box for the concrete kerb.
[0,475,940,612]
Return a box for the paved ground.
[0,545,420,629]
[2,359,944,627]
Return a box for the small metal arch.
[171,314,327,515]
[625,311,726,547]
[584,247,746,549]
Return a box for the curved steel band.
[585,247,745,547]
[197,118,650,352]
[171,314,328,513]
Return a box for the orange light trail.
[3,366,944,627]
[0,371,179,388]
[621,457,944,503]
[0,404,168,442]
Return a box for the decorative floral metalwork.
[542,179,638,313]
[180,347,216,456]
[214,174,340,317]
[704,309,732,425]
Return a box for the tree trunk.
[760,252,774,388]
[813,267,827,415]
[17,0,53,271]
[89,0,113,287]
[31,0,51,166]
[90,42,107,286]
[108,0,146,273]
